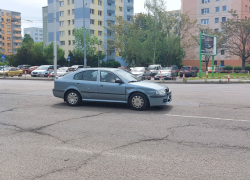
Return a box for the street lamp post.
[53,0,57,76]
[83,0,87,68]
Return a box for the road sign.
[67,56,70,61]
[1,55,5,60]
[200,34,217,56]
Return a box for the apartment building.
[181,0,250,68]
[44,0,134,66]
[24,27,43,43]
[0,9,21,55]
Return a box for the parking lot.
[0,80,250,180]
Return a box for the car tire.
[129,93,148,111]
[66,90,82,106]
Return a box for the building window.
[73,40,75,45]
[7,31,11,34]
[221,50,225,55]
[7,43,11,47]
[72,20,75,24]
[201,19,209,24]
[69,40,71,45]
[7,37,11,40]
[214,61,217,66]
[202,0,210,3]
[201,8,209,14]
[68,10,70,15]
[59,1,64,6]
[90,19,95,24]
[7,13,10,16]
[98,0,102,5]
[98,10,102,16]
[90,30,95,35]
[1,24,4,28]
[120,0,122,2]
[99,41,102,45]
[220,61,224,66]
[7,19,10,22]
[222,17,226,22]
[222,6,226,12]
[68,20,70,25]
[35,33,38,36]
[127,17,131,21]
[68,30,71,35]
[7,25,10,28]
[60,31,65,36]
[98,21,102,26]
[119,7,123,12]
[90,9,95,14]
[215,7,219,12]
[60,41,65,46]
[91,0,94,3]
[72,9,74,15]
[8,49,11,53]
[59,11,64,16]
[72,0,74,4]
[215,28,219,32]
[60,21,64,26]
[215,18,219,23]
[68,0,70,5]
[98,31,102,36]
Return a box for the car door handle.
[76,83,80,85]
[99,85,103,87]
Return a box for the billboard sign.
[200,34,217,56]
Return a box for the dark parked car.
[18,65,31,74]
[180,66,198,77]
[193,66,199,72]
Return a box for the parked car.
[27,66,38,74]
[18,65,31,74]
[3,67,23,77]
[0,67,11,76]
[53,68,172,110]
[193,66,199,72]
[148,64,163,76]
[131,67,151,80]
[154,67,178,80]
[171,65,179,76]
[208,66,217,73]
[31,65,60,77]
[179,66,198,77]
[50,67,74,77]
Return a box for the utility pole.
[53,0,57,76]
[83,0,87,68]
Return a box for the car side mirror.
[115,80,124,84]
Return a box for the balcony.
[107,35,115,40]
[14,16,21,20]
[127,3,133,7]
[14,28,21,32]
[107,16,115,21]
[14,39,21,43]
[107,6,116,11]
[127,12,134,16]
[13,34,21,37]
[107,55,115,61]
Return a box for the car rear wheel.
[66,90,81,106]
[129,93,148,111]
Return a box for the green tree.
[221,10,250,70]
[31,42,47,65]
[44,42,65,64]
[22,34,34,44]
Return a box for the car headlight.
[156,89,166,95]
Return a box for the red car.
[18,65,31,74]
[27,66,38,74]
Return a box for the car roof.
[78,68,120,72]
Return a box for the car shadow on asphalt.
[51,101,174,114]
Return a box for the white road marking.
[165,114,250,123]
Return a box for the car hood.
[32,70,47,73]
[129,81,167,90]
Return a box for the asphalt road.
[0,80,250,180]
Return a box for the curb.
[0,78,54,81]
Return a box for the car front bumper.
[149,92,172,106]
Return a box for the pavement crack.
[0,108,17,114]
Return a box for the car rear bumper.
[149,92,172,106]
[53,89,64,99]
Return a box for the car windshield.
[1,67,11,71]
[131,67,144,71]
[181,67,191,71]
[37,66,49,70]
[18,65,23,68]
[148,66,157,70]
[115,70,141,83]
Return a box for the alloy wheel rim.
[132,96,144,108]
[67,93,78,105]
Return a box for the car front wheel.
[66,90,81,106]
[129,93,148,111]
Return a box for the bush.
[234,66,241,70]
[245,64,250,71]
[223,65,233,70]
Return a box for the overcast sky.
[1,0,181,35]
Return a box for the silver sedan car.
[53,68,172,110]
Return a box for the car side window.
[100,71,121,83]
[82,70,98,81]
[74,72,83,80]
